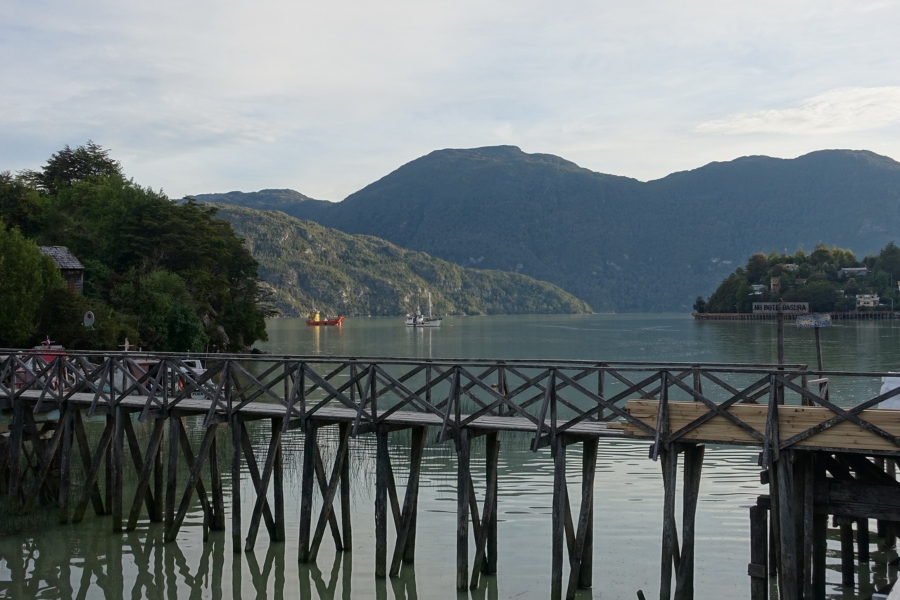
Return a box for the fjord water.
[3,314,899,599]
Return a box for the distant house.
[750,284,767,295]
[39,246,85,294]
[770,277,781,293]
[856,294,879,308]
[839,267,869,278]
[782,263,800,272]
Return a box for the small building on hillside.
[840,267,870,279]
[39,246,85,294]
[856,294,879,308]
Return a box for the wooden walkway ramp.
[2,350,900,600]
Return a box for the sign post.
[796,314,832,372]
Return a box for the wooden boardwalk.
[2,350,899,599]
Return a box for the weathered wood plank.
[775,452,800,600]
[470,430,500,589]
[231,415,242,553]
[551,434,566,600]
[340,421,353,553]
[390,426,426,576]
[375,425,388,578]
[659,448,678,600]
[674,444,704,600]
[457,428,471,591]
[298,421,317,563]
[748,504,768,600]
[565,437,597,599]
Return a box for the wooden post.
[857,519,870,563]
[152,419,164,523]
[299,421,317,564]
[813,327,824,373]
[801,454,814,599]
[110,407,125,532]
[457,428,471,591]
[566,437,598,599]
[775,453,800,600]
[374,424,390,577]
[340,422,353,553]
[486,431,499,576]
[210,430,225,531]
[6,401,25,502]
[749,504,768,600]
[812,513,827,599]
[674,444,704,600]
[273,418,285,542]
[165,412,180,537]
[470,430,500,589]
[551,433,566,600]
[231,415,242,553]
[57,406,74,523]
[659,447,678,600]
[837,516,855,588]
[391,426,425,575]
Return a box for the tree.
[0,223,64,346]
[0,171,48,236]
[692,296,707,313]
[809,243,831,267]
[876,242,900,281]
[745,253,768,284]
[24,141,122,194]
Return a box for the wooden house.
[39,246,85,294]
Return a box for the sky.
[3,0,900,201]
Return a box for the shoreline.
[693,311,900,321]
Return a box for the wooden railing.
[3,349,898,455]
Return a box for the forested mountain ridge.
[193,188,331,220]
[195,146,900,312]
[212,204,592,317]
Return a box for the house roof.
[39,246,85,270]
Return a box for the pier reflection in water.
[0,429,897,599]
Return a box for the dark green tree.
[875,242,900,281]
[23,141,122,194]
[0,223,64,346]
[745,253,769,284]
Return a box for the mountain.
[192,189,331,219]
[197,147,900,311]
[212,204,592,317]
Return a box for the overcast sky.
[3,0,900,201]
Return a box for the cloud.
[696,87,900,135]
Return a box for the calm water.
[2,314,899,599]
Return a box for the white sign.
[796,314,831,329]
[752,302,809,314]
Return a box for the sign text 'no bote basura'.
[752,302,809,314]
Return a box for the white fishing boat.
[405,292,442,327]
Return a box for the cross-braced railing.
[3,350,899,454]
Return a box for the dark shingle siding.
[39,246,85,270]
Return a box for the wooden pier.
[1,350,899,599]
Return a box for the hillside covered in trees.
[196,146,900,312]
[213,204,592,317]
[0,143,270,351]
[695,243,900,314]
